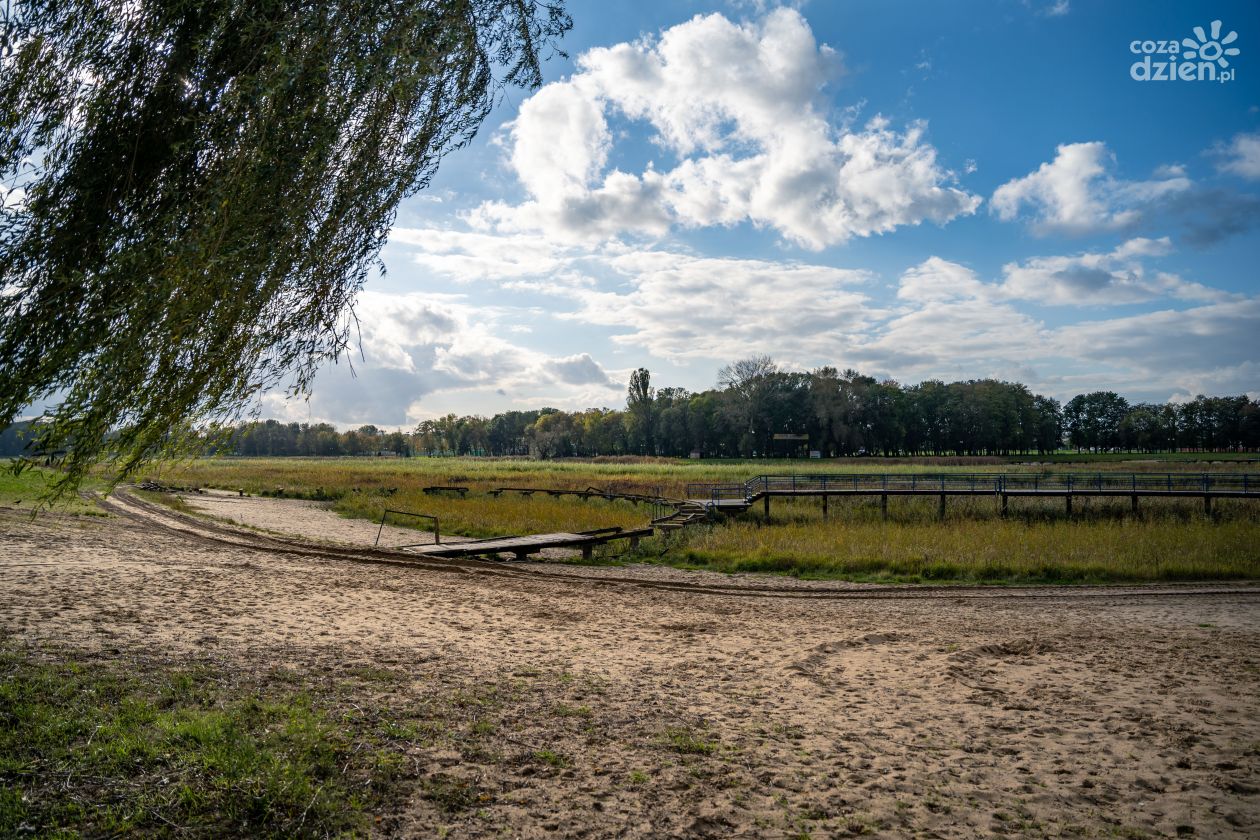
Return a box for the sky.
[268,0,1260,429]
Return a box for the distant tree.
[626,368,655,454]
[1064,392,1130,451]
[0,0,571,494]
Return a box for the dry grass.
[147,457,1260,583]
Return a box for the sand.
[2,491,1258,837]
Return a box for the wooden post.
[581,544,593,561]
[1065,495,1073,516]
[938,493,946,520]
[1204,495,1212,516]
[764,495,770,519]
[881,493,888,520]
[1000,494,1008,517]
[1131,494,1138,515]
[822,494,829,520]
[629,536,640,550]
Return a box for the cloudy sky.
[272,0,1260,428]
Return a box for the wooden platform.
[407,527,653,561]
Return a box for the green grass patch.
[0,465,105,515]
[661,727,718,756]
[533,748,571,768]
[0,645,406,838]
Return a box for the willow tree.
[0,0,570,494]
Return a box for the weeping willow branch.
[0,0,570,496]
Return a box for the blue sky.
[275,0,1260,428]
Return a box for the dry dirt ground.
[2,492,1259,838]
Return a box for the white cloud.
[1213,131,1260,179]
[376,222,1252,407]
[564,251,877,361]
[0,185,24,211]
[998,237,1229,305]
[991,142,1191,235]
[896,256,988,303]
[862,259,1049,378]
[390,227,570,282]
[259,291,624,426]
[868,259,1260,400]
[480,9,979,248]
[1052,299,1260,383]
[543,353,612,386]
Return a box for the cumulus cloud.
[390,227,571,282]
[991,142,1191,235]
[564,250,877,361]
[259,291,623,426]
[998,237,1229,305]
[861,259,1048,376]
[543,353,613,386]
[478,8,979,248]
[1052,299,1260,380]
[1213,131,1260,179]
[871,258,1260,399]
[896,256,988,303]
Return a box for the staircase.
[651,499,711,531]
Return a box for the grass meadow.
[130,455,1260,585]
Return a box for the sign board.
[689,451,701,459]
[809,450,822,459]
[772,433,810,441]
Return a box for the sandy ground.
[2,492,1259,838]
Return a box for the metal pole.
[375,510,388,547]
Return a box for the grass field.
[0,467,104,515]
[0,640,516,838]
[125,456,1260,585]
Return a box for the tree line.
[4,357,1255,459]
[407,359,1258,458]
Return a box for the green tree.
[626,367,655,454]
[0,0,571,494]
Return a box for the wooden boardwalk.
[686,472,1260,518]
[408,527,653,561]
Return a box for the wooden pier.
[406,526,653,561]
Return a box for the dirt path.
[2,497,1258,838]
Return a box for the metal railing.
[375,508,440,547]
[684,472,1259,501]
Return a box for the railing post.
[375,510,388,547]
